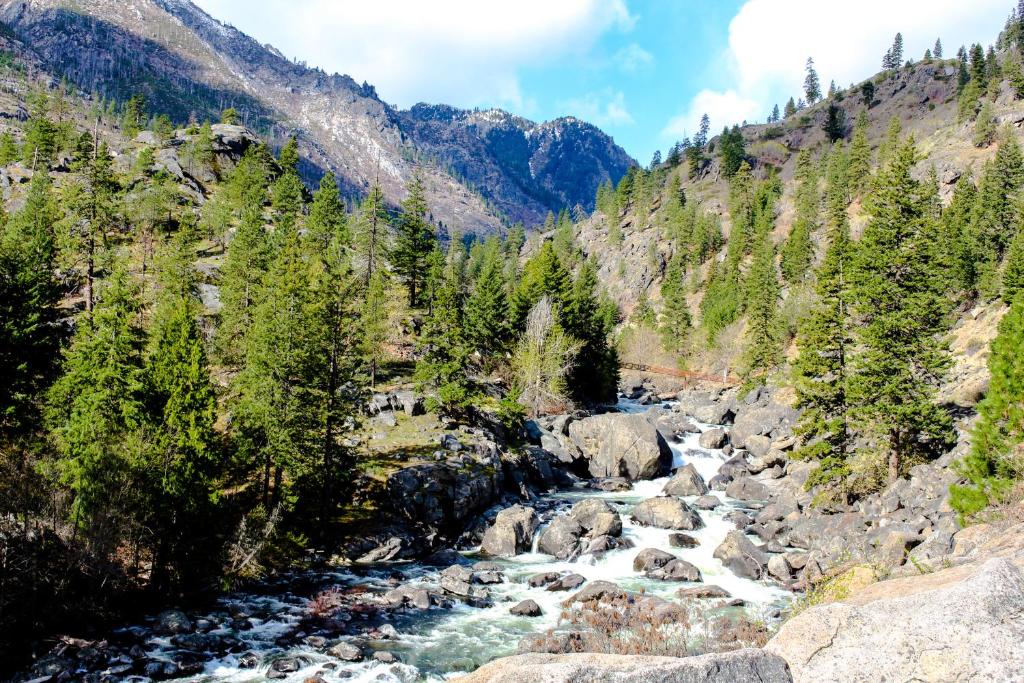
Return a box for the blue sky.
[194,0,1012,164]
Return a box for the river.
[100,402,791,682]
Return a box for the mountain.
[0,0,635,232]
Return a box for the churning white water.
[119,402,790,682]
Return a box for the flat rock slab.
[455,650,792,682]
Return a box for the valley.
[1,1,1023,682]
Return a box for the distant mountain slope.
[0,0,635,232]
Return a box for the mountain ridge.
[0,0,635,231]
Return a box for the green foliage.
[1004,227,1024,304]
[221,107,240,125]
[416,246,472,415]
[847,111,872,193]
[950,298,1024,518]
[804,57,822,104]
[973,101,996,148]
[718,125,746,177]
[781,154,818,283]
[849,139,955,483]
[0,173,62,434]
[660,250,691,354]
[860,81,875,107]
[121,94,147,139]
[792,159,853,492]
[393,174,435,306]
[941,173,980,295]
[465,239,512,362]
[23,88,57,169]
[512,296,580,418]
[47,263,148,551]
[742,229,782,377]
[0,130,18,165]
[822,102,847,143]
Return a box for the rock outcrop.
[454,650,792,683]
[567,413,672,480]
[481,506,539,557]
[767,558,1024,683]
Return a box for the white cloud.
[562,89,635,126]
[664,0,1010,137]
[662,89,760,140]
[193,0,633,110]
[614,43,654,73]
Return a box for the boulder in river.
[481,505,540,557]
[567,413,672,480]
[632,497,704,530]
[662,464,709,497]
[677,585,731,599]
[327,642,363,662]
[693,494,722,510]
[546,573,587,592]
[669,533,699,548]
[568,499,623,537]
[510,599,543,617]
[454,650,793,683]
[726,476,769,502]
[528,572,561,588]
[648,559,702,582]
[633,548,676,572]
[538,516,585,560]
[713,531,768,580]
[154,610,193,635]
[698,428,729,449]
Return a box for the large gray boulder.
[481,505,540,557]
[663,464,709,497]
[713,531,768,580]
[538,517,585,560]
[766,558,1024,683]
[568,413,672,480]
[727,476,769,502]
[699,428,729,449]
[730,404,795,449]
[455,650,792,683]
[632,497,704,530]
[633,548,676,572]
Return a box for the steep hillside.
[568,56,1022,382]
[0,0,634,232]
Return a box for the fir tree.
[1003,227,1024,304]
[221,107,240,125]
[950,297,1024,517]
[847,112,871,194]
[973,101,997,148]
[510,241,571,329]
[941,173,980,295]
[47,263,147,553]
[416,246,471,414]
[792,159,853,492]
[781,156,818,283]
[860,81,875,108]
[0,130,18,166]
[562,260,619,404]
[660,250,691,354]
[934,38,943,59]
[354,183,389,288]
[718,125,746,177]
[22,89,57,170]
[0,173,62,434]
[770,104,780,123]
[271,138,304,236]
[849,139,955,484]
[393,174,435,307]
[822,101,847,143]
[804,57,822,104]
[465,239,511,362]
[306,172,347,252]
[784,97,797,118]
[217,147,271,365]
[743,229,782,377]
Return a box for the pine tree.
[973,135,1024,295]
[849,139,955,484]
[217,147,272,365]
[221,107,240,125]
[804,58,822,104]
[465,239,511,362]
[743,229,782,377]
[23,89,57,170]
[144,233,219,584]
[1003,227,1024,304]
[781,157,818,283]
[770,104,780,123]
[941,173,980,295]
[973,101,997,148]
[306,172,348,252]
[792,159,853,492]
[271,138,304,237]
[0,173,62,434]
[934,38,943,59]
[0,131,18,166]
[660,250,691,354]
[562,260,619,404]
[860,81,875,108]
[416,246,471,414]
[354,183,390,288]
[846,112,871,196]
[393,174,435,307]
[950,297,1024,517]
[784,97,797,118]
[510,241,571,329]
[822,101,847,143]
[718,125,746,177]
[47,263,147,552]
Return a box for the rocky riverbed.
[18,387,1024,683]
